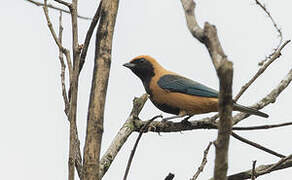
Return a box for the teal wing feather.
[157,74,218,98]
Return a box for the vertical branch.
[67,0,81,178]
[82,0,120,179]
[180,1,233,179]
[214,62,233,180]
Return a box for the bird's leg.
[162,114,187,122]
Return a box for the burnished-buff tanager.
[123,55,268,120]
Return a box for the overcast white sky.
[1,0,292,179]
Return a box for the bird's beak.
[123,62,135,69]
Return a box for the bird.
[123,55,269,121]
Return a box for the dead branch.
[251,161,257,180]
[232,67,292,125]
[191,142,213,180]
[226,154,292,180]
[232,121,292,131]
[180,1,234,180]
[123,115,162,180]
[254,0,283,65]
[79,1,103,73]
[99,94,148,178]
[231,132,285,158]
[26,0,91,20]
[234,40,290,101]
[82,0,120,179]
[57,11,69,115]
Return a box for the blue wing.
[157,74,218,98]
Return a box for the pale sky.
[1,0,292,179]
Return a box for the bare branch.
[232,121,292,131]
[99,94,148,178]
[231,132,285,158]
[234,40,290,101]
[82,0,120,179]
[254,0,283,65]
[232,67,292,125]
[251,161,257,180]
[226,154,292,180]
[180,0,204,42]
[123,115,162,180]
[43,0,64,51]
[42,0,73,76]
[181,2,234,180]
[26,0,91,20]
[57,11,69,115]
[79,1,102,73]
[191,142,212,180]
[259,154,292,175]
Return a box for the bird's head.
[123,55,159,82]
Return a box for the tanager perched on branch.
[123,55,268,121]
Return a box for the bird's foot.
[180,115,192,125]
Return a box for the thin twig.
[254,0,283,65]
[42,0,73,76]
[79,0,103,73]
[191,142,212,180]
[58,11,69,115]
[232,67,292,125]
[231,132,285,158]
[234,40,290,101]
[43,0,64,50]
[123,115,163,180]
[26,0,91,20]
[251,160,257,180]
[232,121,292,131]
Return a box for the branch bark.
[82,0,120,179]
[99,94,148,178]
[26,0,91,20]
[180,1,234,180]
[226,154,292,180]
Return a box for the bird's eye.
[139,58,145,63]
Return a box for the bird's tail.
[233,103,269,118]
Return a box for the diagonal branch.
[254,0,283,66]
[99,94,148,178]
[231,132,285,158]
[123,115,163,180]
[226,154,292,180]
[26,0,91,20]
[79,1,103,73]
[191,142,213,180]
[234,40,290,101]
[232,67,292,125]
